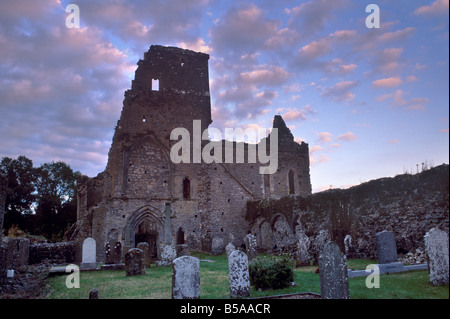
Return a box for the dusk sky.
[0,0,448,193]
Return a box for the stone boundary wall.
[29,241,76,265]
[247,164,449,260]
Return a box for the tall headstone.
[244,234,258,261]
[125,248,145,276]
[376,230,398,264]
[295,231,310,267]
[228,250,250,298]
[318,241,349,299]
[424,228,449,286]
[80,237,97,270]
[137,242,151,267]
[172,256,200,299]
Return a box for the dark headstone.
[137,242,151,267]
[125,248,145,276]
[376,230,398,264]
[89,288,99,299]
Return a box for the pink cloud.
[414,0,449,16]
[282,105,316,121]
[317,132,334,144]
[240,66,291,86]
[389,139,399,144]
[376,90,428,111]
[379,27,415,42]
[321,80,357,102]
[337,132,358,142]
[372,77,403,88]
[406,75,418,82]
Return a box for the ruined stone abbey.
[71,45,311,262]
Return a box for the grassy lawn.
[44,252,449,299]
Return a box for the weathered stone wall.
[247,164,449,259]
[29,241,76,265]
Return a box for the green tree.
[34,161,80,241]
[0,155,36,235]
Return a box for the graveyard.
[43,251,448,299]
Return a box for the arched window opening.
[183,177,191,199]
[288,169,295,195]
[176,227,185,245]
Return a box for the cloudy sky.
[0,0,448,193]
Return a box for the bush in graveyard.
[249,255,294,290]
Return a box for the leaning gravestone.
[424,228,449,286]
[137,242,151,267]
[244,234,258,262]
[225,242,235,258]
[80,237,97,270]
[318,241,349,299]
[376,230,398,264]
[228,250,250,298]
[172,256,200,299]
[125,248,145,276]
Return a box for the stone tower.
[73,45,311,262]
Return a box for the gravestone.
[211,237,224,255]
[125,248,145,276]
[228,250,250,298]
[89,288,99,299]
[295,232,310,267]
[312,230,330,265]
[344,234,352,256]
[424,228,449,286]
[157,243,177,266]
[260,222,273,251]
[172,256,200,299]
[112,241,122,263]
[318,241,349,299]
[105,242,113,264]
[244,234,258,261]
[225,242,235,258]
[376,230,398,264]
[80,237,97,270]
[137,242,151,267]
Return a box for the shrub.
[249,255,294,290]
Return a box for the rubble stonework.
[71,45,311,262]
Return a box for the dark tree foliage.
[1,156,80,241]
[0,156,36,233]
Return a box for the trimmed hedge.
[249,255,294,290]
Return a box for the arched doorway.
[122,205,164,260]
[135,219,159,259]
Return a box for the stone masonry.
[70,45,311,262]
